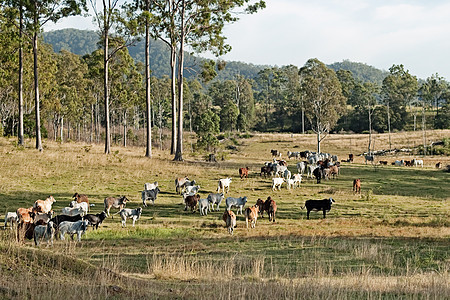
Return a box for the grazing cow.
[33,196,56,214]
[364,155,374,165]
[435,162,442,169]
[59,220,89,242]
[353,179,361,194]
[199,198,209,216]
[61,206,86,217]
[84,212,107,230]
[301,197,335,219]
[33,221,55,246]
[348,154,354,162]
[239,167,249,179]
[4,212,18,229]
[394,160,404,166]
[260,165,272,177]
[287,151,300,160]
[292,173,302,188]
[185,185,200,195]
[313,167,324,184]
[175,177,190,194]
[297,161,306,175]
[379,160,388,165]
[50,214,82,229]
[244,205,259,229]
[34,211,53,225]
[264,197,277,222]
[144,181,158,191]
[141,187,160,207]
[412,159,424,168]
[272,177,285,191]
[222,210,236,235]
[104,196,129,217]
[119,207,142,227]
[225,196,247,215]
[69,201,89,215]
[17,207,35,224]
[184,194,200,212]
[207,193,224,211]
[72,193,89,211]
[217,178,232,194]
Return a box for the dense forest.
[1,5,449,157]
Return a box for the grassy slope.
[0,131,449,299]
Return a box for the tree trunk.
[387,100,391,151]
[174,3,185,161]
[145,15,152,157]
[32,28,42,151]
[104,17,111,154]
[18,4,24,146]
[317,130,321,154]
[170,45,177,155]
[123,110,127,147]
[422,104,426,156]
[60,116,64,142]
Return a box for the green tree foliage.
[329,59,388,85]
[220,101,239,131]
[194,110,220,151]
[299,58,346,153]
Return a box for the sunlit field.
[0,131,449,299]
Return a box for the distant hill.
[328,60,388,85]
[43,28,267,80]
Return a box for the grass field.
[0,131,449,299]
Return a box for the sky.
[44,0,450,80]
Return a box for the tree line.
[1,1,449,158]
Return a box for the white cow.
[59,220,89,242]
[413,159,424,167]
[272,177,285,191]
[307,165,318,178]
[69,201,88,215]
[198,198,209,216]
[185,185,200,195]
[119,207,142,227]
[61,206,85,217]
[297,161,306,175]
[283,169,291,180]
[217,178,232,194]
[4,212,18,229]
[292,173,302,188]
[225,196,247,215]
[286,178,295,190]
[144,181,158,191]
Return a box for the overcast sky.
[44,0,450,80]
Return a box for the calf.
[239,167,249,180]
[84,211,107,230]
[104,196,129,217]
[301,197,335,219]
[33,196,56,214]
[217,178,232,194]
[184,194,200,212]
[222,210,236,235]
[61,206,86,217]
[379,160,388,165]
[353,179,361,194]
[59,220,89,242]
[33,221,55,246]
[207,193,224,211]
[144,181,158,191]
[4,212,18,229]
[141,187,160,206]
[119,207,142,227]
[198,198,209,216]
[225,196,247,215]
[244,205,259,229]
[272,177,285,191]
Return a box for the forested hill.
[328,60,388,85]
[43,28,267,80]
[43,29,387,83]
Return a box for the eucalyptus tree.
[299,58,346,153]
[19,0,87,150]
[156,0,265,161]
[89,0,139,154]
[382,64,418,150]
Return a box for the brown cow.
[17,207,35,224]
[353,179,361,194]
[73,193,89,211]
[239,167,249,180]
[256,198,265,218]
[264,197,277,222]
[16,207,36,242]
[379,160,388,165]
[222,210,236,235]
[104,196,129,217]
[244,205,259,229]
[184,194,200,212]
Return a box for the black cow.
[260,165,272,177]
[50,214,83,229]
[313,167,325,184]
[141,187,160,206]
[301,197,335,219]
[84,212,107,230]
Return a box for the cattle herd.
[3,149,433,243]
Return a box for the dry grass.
[0,131,449,299]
